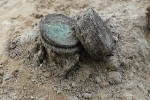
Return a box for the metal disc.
[75,8,115,60]
[40,14,79,48]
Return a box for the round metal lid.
[75,8,115,60]
[40,14,79,48]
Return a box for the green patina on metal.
[44,21,72,45]
[40,13,80,54]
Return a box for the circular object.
[40,14,79,48]
[75,8,115,60]
[40,14,80,54]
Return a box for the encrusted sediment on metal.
[41,34,80,55]
[75,8,115,60]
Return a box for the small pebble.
[9,42,16,49]
[107,71,122,84]
[100,82,110,88]
[71,82,76,88]
[53,87,61,94]
[10,52,17,58]
[56,89,61,94]
[43,72,50,78]
[31,96,34,99]
[106,54,120,71]
[40,64,43,67]
[2,20,11,28]
[31,64,34,67]
[0,64,3,68]
[95,76,101,84]
[82,93,92,99]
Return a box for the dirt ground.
[0,0,150,100]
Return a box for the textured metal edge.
[40,34,80,55]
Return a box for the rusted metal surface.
[40,14,80,54]
[75,8,115,60]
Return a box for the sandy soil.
[0,0,150,100]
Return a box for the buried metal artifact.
[40,9,115,60]
[40,14,80,54]
[75,8,115,60]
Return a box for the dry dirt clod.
[56,89,62,94]
[106,50,121,71]
[32,13,43,19]
[12,70,19,78]
[69,96,79,100]
[82,92,92,99]
[107,71,122,85]
[100,82,110,88]
[94,76,102,84]
[8,42,16,49]
[0,71,4,84]
[70,82,77,88]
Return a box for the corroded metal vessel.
[40,14,80,54]
[75,8,115,60]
